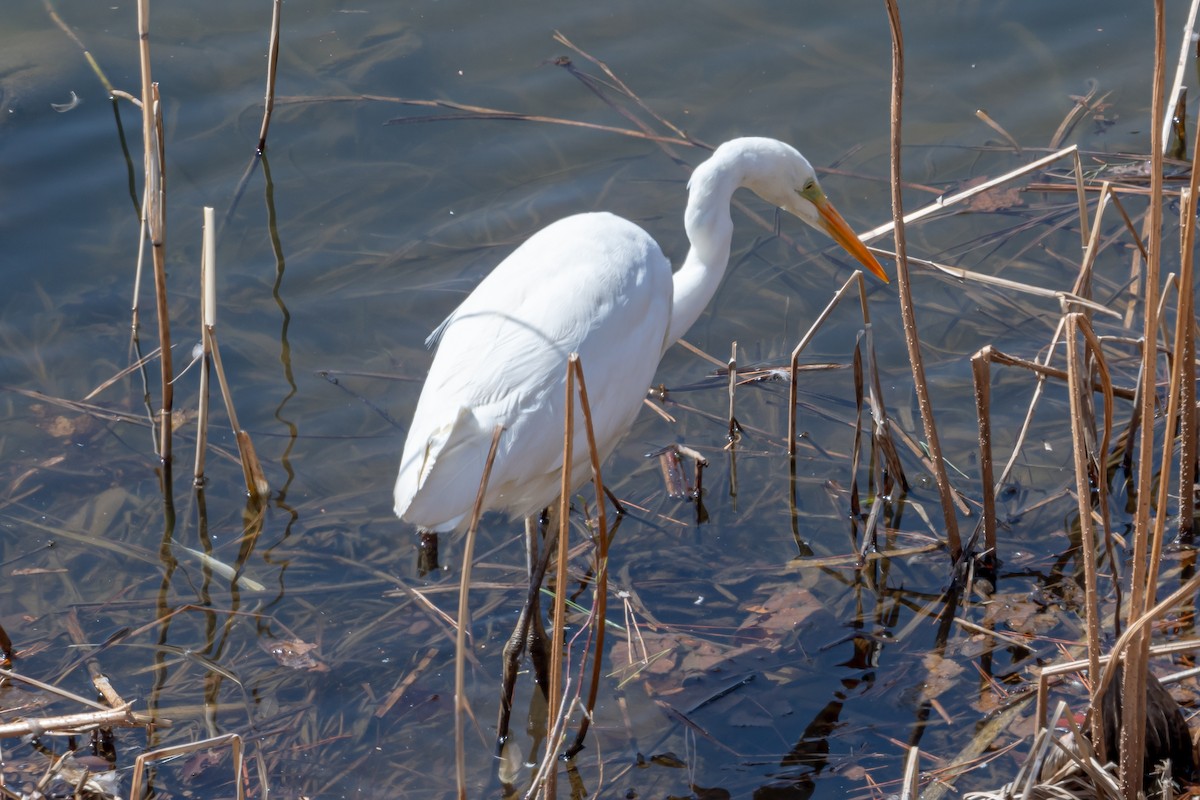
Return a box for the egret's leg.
[497,514,552,752]
[524,510,552,696]
[416,530,439,577]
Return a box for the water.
[0,2,1192,798]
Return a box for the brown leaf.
[261,638,328,672]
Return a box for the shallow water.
[0,2,1194,798]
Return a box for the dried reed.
[883,0,961,559]
[1119,3,1168,794]
[257,0,283,154]
[136,0,172,465]
[454,424,504,800]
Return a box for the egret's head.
[730,137,889,283]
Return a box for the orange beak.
[811,192,889,283]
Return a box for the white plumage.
[395,137,888,532]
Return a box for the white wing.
[395,212,673,531]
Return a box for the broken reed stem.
[137,0,172,464]
[566,356,610,757]
[787,271,870,456]
[1064,313,1106,757]
[206,328,270,500]
[194,208,216,486]
[1120,3,1167,795]
[194,210,268,499]
[455,424,505,800]
[883,0,962,559]
[969,350,996,558]
[256,0,282,154]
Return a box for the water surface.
[0,2,1192,798]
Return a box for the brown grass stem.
[1073,149,1090,248]
[787,270,870,457]
[1120,3,1167,794]
[545,355,578,799]
[552,31,689,142]
[136,0,172,464]
[883,0,961,558]
[1175,120,1200,538]
[454,424,504,800]
[969,351,996,559]
[205,327,269,500]
[129,188,149,336]
[40,0,116,95]
[256,0,282,154]
[1065,313,1109,756]
[974,109,1021,154]
[565,356,611,758]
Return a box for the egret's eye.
[799,179,816,196]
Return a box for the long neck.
[664,153,742,350]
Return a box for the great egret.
[394,136,888,747]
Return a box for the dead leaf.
[261,638,328,672]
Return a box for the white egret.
[394,136,888,747]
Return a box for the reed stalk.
[137,0,172,464]
[1119,3,1167,794]
[883,0,961,558]
[1065,314,1109,756]
[194,208,216,486]
[543,355,578,799]
[565,356,610,757]
[454,425,504,800]
[257,0,283,154]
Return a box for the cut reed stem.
[194,207,215,486]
